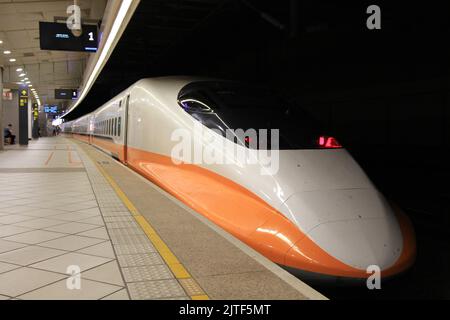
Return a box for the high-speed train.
[62,77,416,283]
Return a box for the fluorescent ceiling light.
[3,50,11,55]
[24,78,29,81]
[9,58,16,62]
[16,68,23,72]
[19,73,25,77]
[0,40,3,44]
[25,81,31,84]
[64,0,134,117]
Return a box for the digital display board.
[55,89,78,100]
[44,106,59,114]
[39,22,98,52]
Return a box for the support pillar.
[18,84,29,146]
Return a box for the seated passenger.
[4,124,16,145]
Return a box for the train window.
[178,81,324,150]
[118,117,121,136]
[113,118,116,136]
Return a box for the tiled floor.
[0,138,189,300]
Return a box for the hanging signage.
[2,89,12,101]
[44,105,59,114]
[55,89,78,100]
[39,21,98,52]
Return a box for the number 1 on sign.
[88,32,94,41]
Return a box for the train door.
[123,94,130,164]
[89,117,93,145]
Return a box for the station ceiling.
[0,0,106,106]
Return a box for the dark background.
[67,0,450,299]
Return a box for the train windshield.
[178,81,324,150]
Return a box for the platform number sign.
[39,22,98,52]
[55,89,78,100]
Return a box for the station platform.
[0,137,325,300]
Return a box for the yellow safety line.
[44,152,54,166]
[93,161,209,300]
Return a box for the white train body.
[62,77,415,282]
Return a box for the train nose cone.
[281,189,409,276]
[281,189,397,234]
[298,217,403,270]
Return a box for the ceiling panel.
[0,0,105,107]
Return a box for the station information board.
[55,89,78,100]
[44,105,59,114]
[39,22,98,52]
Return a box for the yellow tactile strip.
[93,161,209,300]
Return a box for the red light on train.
[318,136,342,149]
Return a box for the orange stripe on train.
[83,135,415,278]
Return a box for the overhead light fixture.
[16,68,23,72]
[26,81,30,84]
[3,50,11,55]
[64,0,135,117]
[24,78,29,81]
[0,40,3,44]
[9,58,16,62]
[19,73,25,77]
[29,85,33,87]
